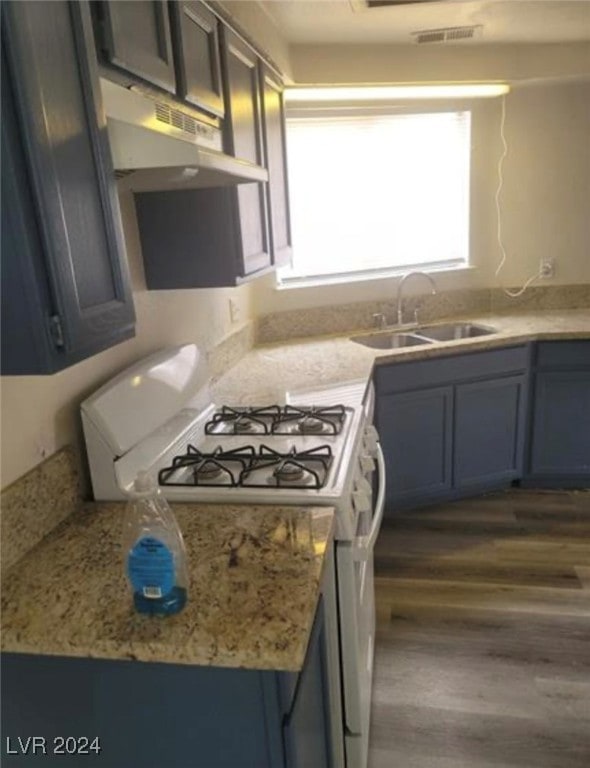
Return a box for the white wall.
[290,42,590,85]
[0,192,253,490]
[493,79,590,287]
[218,0,294,79]
[253,76,590,314]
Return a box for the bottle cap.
[130,471,159,497]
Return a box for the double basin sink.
[351,322,497,350]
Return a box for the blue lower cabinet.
[283,600,331,768]
[525,341,590,485]
[454,375,527,489]
[374,346,530,512]
[376,385,453,512]
[1,603,332,768]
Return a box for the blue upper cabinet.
[260,65,293,268]
[169,1,225,117]
[92,0,176,94]
[1,1,135,375]
[526,341,590,485]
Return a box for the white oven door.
[336,442,385,768]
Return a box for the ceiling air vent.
[413,25,482,44]
[367,1,438,6]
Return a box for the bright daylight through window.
[281,109,471,284]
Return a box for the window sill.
[275,264,476,292]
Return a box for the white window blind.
[281,110,471,283]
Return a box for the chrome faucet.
[372,312,387,330]
[396,271,438,326]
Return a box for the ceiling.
[259,0,590,45]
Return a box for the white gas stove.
[81,344,384,768]
[81,345,377,540]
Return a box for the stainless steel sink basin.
[416,323,497,342]
[351,322,497,349]
[351,332,433,350]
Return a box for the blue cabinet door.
[170,1,224,116]
[454,375,527,489]
[1,1,135,374]
[529,371,590,478]
[1,600,334,767]
[1,653,277,768]
[283,599,332,768]
[95,1,176,93]
[376,385,453,512]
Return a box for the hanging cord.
[494,93,544,298]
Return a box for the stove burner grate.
[159,445,256,487]
[205,406,281,435]
[204,404,348,437]
[158,444,333,490]
[240,445,333,489]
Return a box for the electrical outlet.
[540,257,556,279]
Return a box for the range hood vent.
[100,79,268,192]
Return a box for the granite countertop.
[1,502,334,672]
[212,309,590,404]
[2,308,588,672]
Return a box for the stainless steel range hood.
[100,79,268,192]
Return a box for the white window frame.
[279,102,473,289]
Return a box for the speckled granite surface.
[1,503,334,671]
[256,284,590,344]
[1,447,83,577]
[214,309,590,405]
[2,308,589,671]
[255,287,491,344]
[207,321,254,381]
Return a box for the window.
[280,108,471,284]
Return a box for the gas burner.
[205,406,281,435]
[234,419,255,434]
[272,405,347,436]
[297,417,326,435]
[159,445,256,487]
[194,462,223,480]
[241,445,333,489]
[273,462,305,482]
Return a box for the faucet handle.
[372,312,387,330]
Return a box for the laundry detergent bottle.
[123,472,188,616]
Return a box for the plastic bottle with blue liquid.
[124,472,188,616]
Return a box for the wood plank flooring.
[368,489,590,768]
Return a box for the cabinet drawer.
[375,345,529,394]
[535,340,590,369]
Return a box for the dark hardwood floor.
[369,489,590,768]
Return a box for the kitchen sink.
[415,323,497,341]
[351,322,497,349]
[351,332,433,349]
